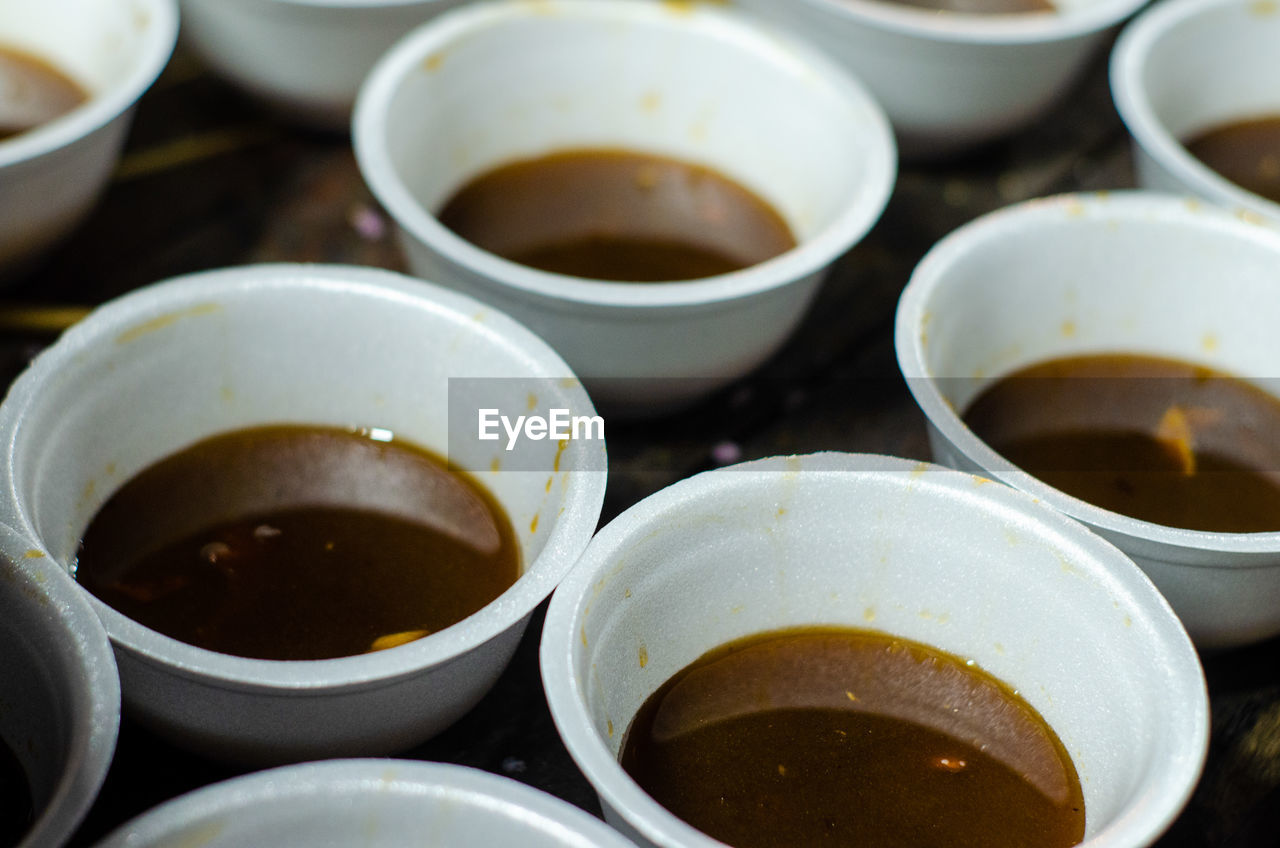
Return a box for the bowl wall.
[733,0,1141,154]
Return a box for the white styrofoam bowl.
[1,522,119,848]
[1111,0,1280,223]
[734,0,1148,156]
[0,0,178,278]
[541,453,1207,848]
[896,190,1280,649]
[353,0,895,414]
[178,0,466,129]
[0,263,607,764]
[92,760,637,847]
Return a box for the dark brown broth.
[0,735,32,848]
[620,627,1084,848]
[1184,115,1280,205]
[0,45,87,140]
[962,353,1280,532]
[436,148,797,282]
[75,425,520,660]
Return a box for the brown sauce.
[75,425,520,661]
[620,627,1084,848]
[1184,115,1280,205]
[436,148,797,282]
[872,0,1054,13]
[963,353,1280,532]
[0,735,32,848]
[0,45,88,140]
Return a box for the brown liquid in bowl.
[963,353,1280,532]
[75,425,520,660]
[1184,115,1280,206]
[0,45,88,140]
[436,148,797,282]
[621,627,1084,848]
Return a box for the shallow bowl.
[92,759,637,847]
[0,0,178,277]
[354,0,895,413]
[541,452,1207,847]
[896,190,1280,649]
[0,263,607,763]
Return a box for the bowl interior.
[552,454,1205,846]
[1,266,603,626]
[369,0,883,244]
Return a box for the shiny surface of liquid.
[620,628,1084,848]
[963,353,1280,532]
[76,426,520,660]
[0,735,32,848]
[0,45,87,140]
[1184,115,1280,205]
[873,0,1054,12]
[436,148,797,282]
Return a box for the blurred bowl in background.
[0,0,178,279]
[734,0,1149,156]
[178,0,467,130]
[0,263,606,764]
[1111,0,1280,223]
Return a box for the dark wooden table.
[5,32,1279,848]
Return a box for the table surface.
[5,31,1280,848]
